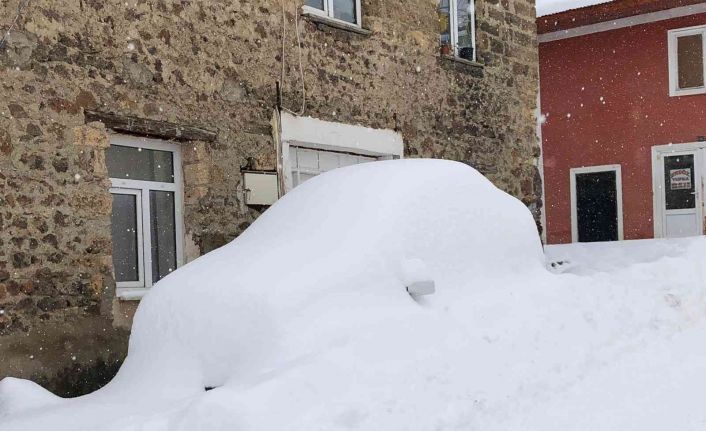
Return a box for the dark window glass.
[305,0,325,10]
[333,0,356,23]
[576,171,619,242]
[106,145,175,183]
[677,34,704,89]
[150,191,177,283]
[111,193,140,282]
[664,155,695,210]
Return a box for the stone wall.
[0,0,539,394]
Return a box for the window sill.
[442,55,484,70]
[117,287,148,301]
[301,11,371,36]
[670,87,706,97]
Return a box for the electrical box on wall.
[243,172,279,206]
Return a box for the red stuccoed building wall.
[540,11,706,244]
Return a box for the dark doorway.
[575,170,619,242]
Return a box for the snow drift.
[3,159,706,431]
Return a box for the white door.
[660,150,704,238]
[289,146,376,188]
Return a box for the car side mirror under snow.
[406,280,436,296]
[399,258,436,297]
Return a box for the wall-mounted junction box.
[243,171,279,206]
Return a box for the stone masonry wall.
[0,0,539,394]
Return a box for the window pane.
[106,145,175,183]
[111,193,140,282]
[150,191,177,283]
[305,0,324,10]
[438,0,452,52]
[664,155,696,210]
[457,0,475,60]
[677,34,704,89]
[333,0,356,23]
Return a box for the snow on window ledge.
[300,9,371,36]
[117,288,148,301]
[669,87,706,97]
[441,55,485,72]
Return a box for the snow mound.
[0,378,62,419]
[122,158,545,390]
[0,159,545,430]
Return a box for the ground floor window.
[106,135,184,297]
[278,112,405,193]
[289,146,376,188]
[570,165,623,243]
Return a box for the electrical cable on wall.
[0,0,32,50]
[280,0,306,116]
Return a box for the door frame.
[570,164,624,243]
[652,142,706,238]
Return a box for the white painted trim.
[302,0,362,27]
[108,134,185,299]
[538,3,706,43]
[668,25,706,97]
[279,112,404,193]
[570,164,624,243]
[651,141,706,238]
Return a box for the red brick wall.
[540,13,706,244]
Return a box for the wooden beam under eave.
[84,110,218,142]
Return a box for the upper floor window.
[304,0,361,26]
[668,26,706,97]
[438,0,476,62]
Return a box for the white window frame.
[443,0,477,62]
[108,135,185,300]
[302,0,362,28]
[108,187,145,289]
[668,25,706,97]
[570,164,624,243]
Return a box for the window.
[289,146,376,188]
[438,0,476,61]
[668,26,706,96]
[106,136,184,298]
[303,0,361,26]
[279,112,404,192]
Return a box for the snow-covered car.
[3,159,705,431]
[0,159,545,430]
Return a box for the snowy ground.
[1,160,705,430]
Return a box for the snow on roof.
[537,0,613,17]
